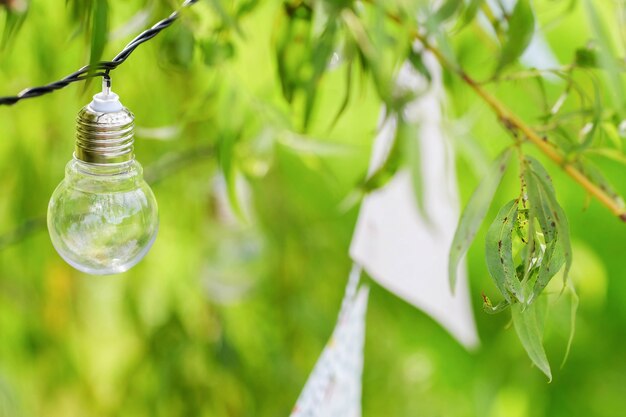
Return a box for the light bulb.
[47,80,158,275]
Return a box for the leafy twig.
[362,0,626,220]
[415,33,626,220]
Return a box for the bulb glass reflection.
[48,160,158,275]
[48,82,158,275]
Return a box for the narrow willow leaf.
[431,0,463,24]
[362,116,403,193]
[512,301,552,381]
[561,282,579,368]
[448,149,512,292]
[496,0,535,73]
[457,0,483,30]
[1,5,28,49]
[584,0,626,116]
[327,61,353,131]
[90,0,109,65]
[580,78,603,150]
[525,165,557,242]
[526,157,573,282]
[574,158,625,209]
[274,5,312,104]
[407,49,432,82]
[303,22,337,130]
[401,118,426,220]
[236,0,261,18]
[532,240,565,301]
[485,199,524,303]
[601,122,622,150]
[219,132,244,220]
[525,157,555,194]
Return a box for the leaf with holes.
[526,157,572,282]
[532,239,565,301]
[485,199,524,303]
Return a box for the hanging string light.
[47,78,159,275]
[0,0,199,274]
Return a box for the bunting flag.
[350,49,479,349]
[290,266,369,417]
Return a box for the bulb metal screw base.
[74,81,135,165]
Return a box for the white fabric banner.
[350,50,479,349]
[290,267,369,417]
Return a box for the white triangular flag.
[290,267,369,417]
[350,50,479,349]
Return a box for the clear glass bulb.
[48,159,158,275]
[48,80,158,275]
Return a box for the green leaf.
[89,0,108,66]
[525,157,572,283]
[579,77,603,150]
[401,118,426,219]
[407,48,432,82]
[201,40,235,66]
[218,131,245,221]
[600,122,622,150]
[485,199,524,303]
[532,239,565,301]
[525,162,557,242]
[303,21,337,130]
[1,4,28,50]
[561,282,579,368]
[161,23,196,69]
[584,0,626,115]
[496,0,535,73]
[209,0,243,35]
[274,4,312,104]
[574,47,598,68]
[457,0,483,30]
[327,60,353,131]
[512,300,552,381]
[574,158,625,209]
[362,115,404,192]
[431,0,463,24]
[449,149,512,292]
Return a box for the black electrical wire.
[0,0,199,106]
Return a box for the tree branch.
[413,33,626,220]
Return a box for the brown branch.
[412,32,626,220]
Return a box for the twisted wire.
[0,0,199,106]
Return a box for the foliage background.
[1,0,626,416]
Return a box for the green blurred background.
[1,0,626,416]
